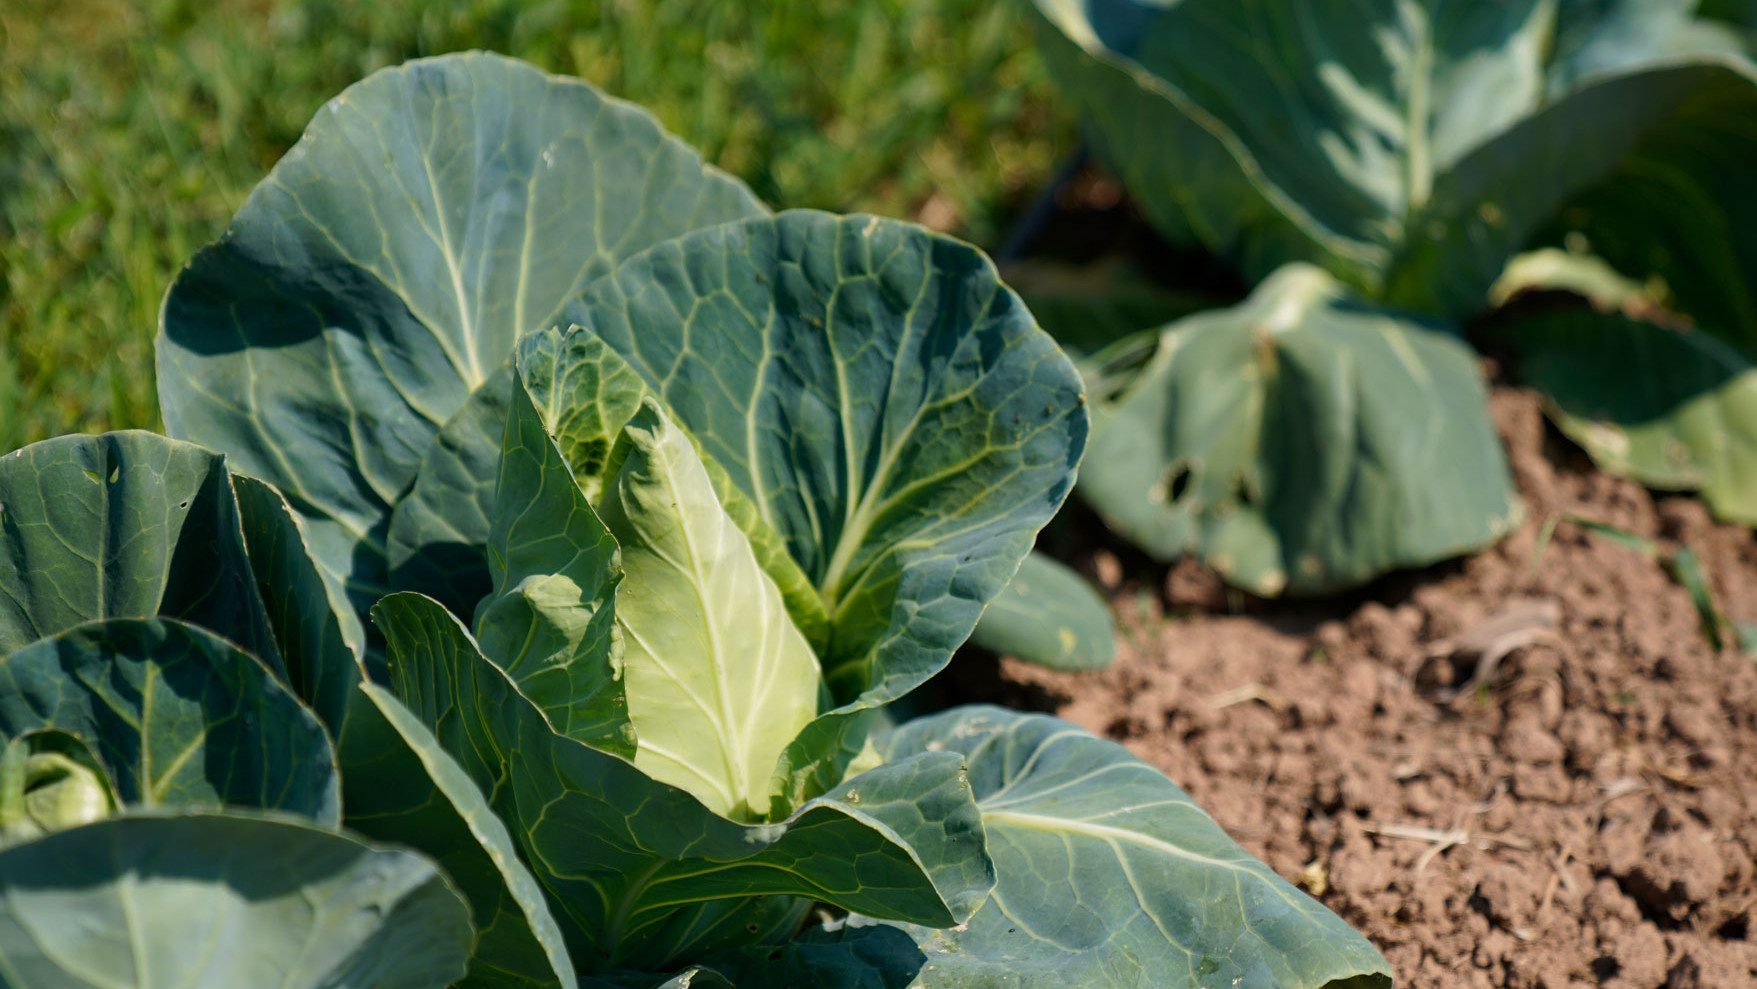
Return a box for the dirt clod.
[978,389,1757,987]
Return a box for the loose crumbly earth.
[970,388,1757,988]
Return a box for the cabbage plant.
[359,318,1393,985]
[1031,0,1755,315]
[140,52,1391,986]
[1029,0,1757,588]
[153,45,1110,673]
[0,432,475,987]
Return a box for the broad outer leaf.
[0,618,339,824]
[516,325,833,653]
[969,552,1115,672]
[560,210,1087,710]
[475,378,630,755]
[157,51,766,609]
[231,474,369,735]
[1080,264,1520,595]
[598,400,821,821]
[1032,0,1757,315]
[1511,307,1757,524]
[0,811,473,989]
[0,432,281,673]
[374,593,991,972]
[357,684,579,989]
[868,706,1393,989]
[1548,67,1757,356]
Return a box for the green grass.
[0,0,1071,452]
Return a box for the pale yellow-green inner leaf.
[599,398,821,821]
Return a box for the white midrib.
[138,666,157,805]
[419,151,484,388]
[817,399,928,613]
[602,859,666,955]
[1402,0,1435,213]
[660,441,750,810]
[984,809,1266,874]
[982,808,1320,932]
[118,871,150,989]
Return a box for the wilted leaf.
[1080,264,1520,595]
[1510,307,1757,524]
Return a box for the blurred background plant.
[0,0,1072,451]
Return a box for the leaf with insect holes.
[1079,264,1520,596]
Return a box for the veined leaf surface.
[1511,307,1757,524]
[375,593,991,971]
[705,924,928,988]
[0,812,473,989]
[560,210,1087,708]
[598,400,821,820]
[158,51,766,608]
[475,379,629,754]
[357,685,579,989]
[231,474,369,735]
[1080,264,1520,595]
[866,706,1393,989]
[0,432,280,672]
[388,363,518,618]
[233,471,573,987]
[516,325,833,654]
[1032,0,1757,315]
[0,618,338,824]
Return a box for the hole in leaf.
[1229,471,1253,508]
[1169,466,1192,501]
[1152,462,1192,505]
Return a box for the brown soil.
[975,388,1757,988]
